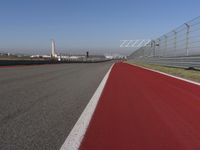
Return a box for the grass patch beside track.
[127,61,200,83]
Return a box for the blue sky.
[0,0,200,55]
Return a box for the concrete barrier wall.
[0,59,112,66]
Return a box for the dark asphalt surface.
[0,62,113,150]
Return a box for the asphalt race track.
[2,62,200,150]
[0,62,112,150]
[80,62,200,150]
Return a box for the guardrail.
[132,56,200,69]
[129,16,200,69]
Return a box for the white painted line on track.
[131,63,200,86]
[60,64,114,150]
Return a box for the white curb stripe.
[60,65,113,150]
[131,64,200,86]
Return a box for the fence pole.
[164,35,168,57]
[143,47,145,57]
[151,40,156,57]
[158,38,161,57]
[185,23,190,56]
[173,30,177,56]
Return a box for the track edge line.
[59,64,114,150]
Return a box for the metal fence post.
[143,47,145,57]
[164,35,168,57]
[158,38,161,57]
[173,30,177,56]
[185,23,190,56]
[151,40,156,57]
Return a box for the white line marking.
[131,63,200,86]
[60,65,113,150]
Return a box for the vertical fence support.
[185,23,190,56]
[143,47,145,57]
[164,35,168,57]
[158,38,161,57]
[151,40,156,57]
[173,30,177,56]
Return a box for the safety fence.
[129,16,200,69]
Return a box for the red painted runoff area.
[80,62,200,150]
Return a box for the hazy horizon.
[0,46,136,56]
